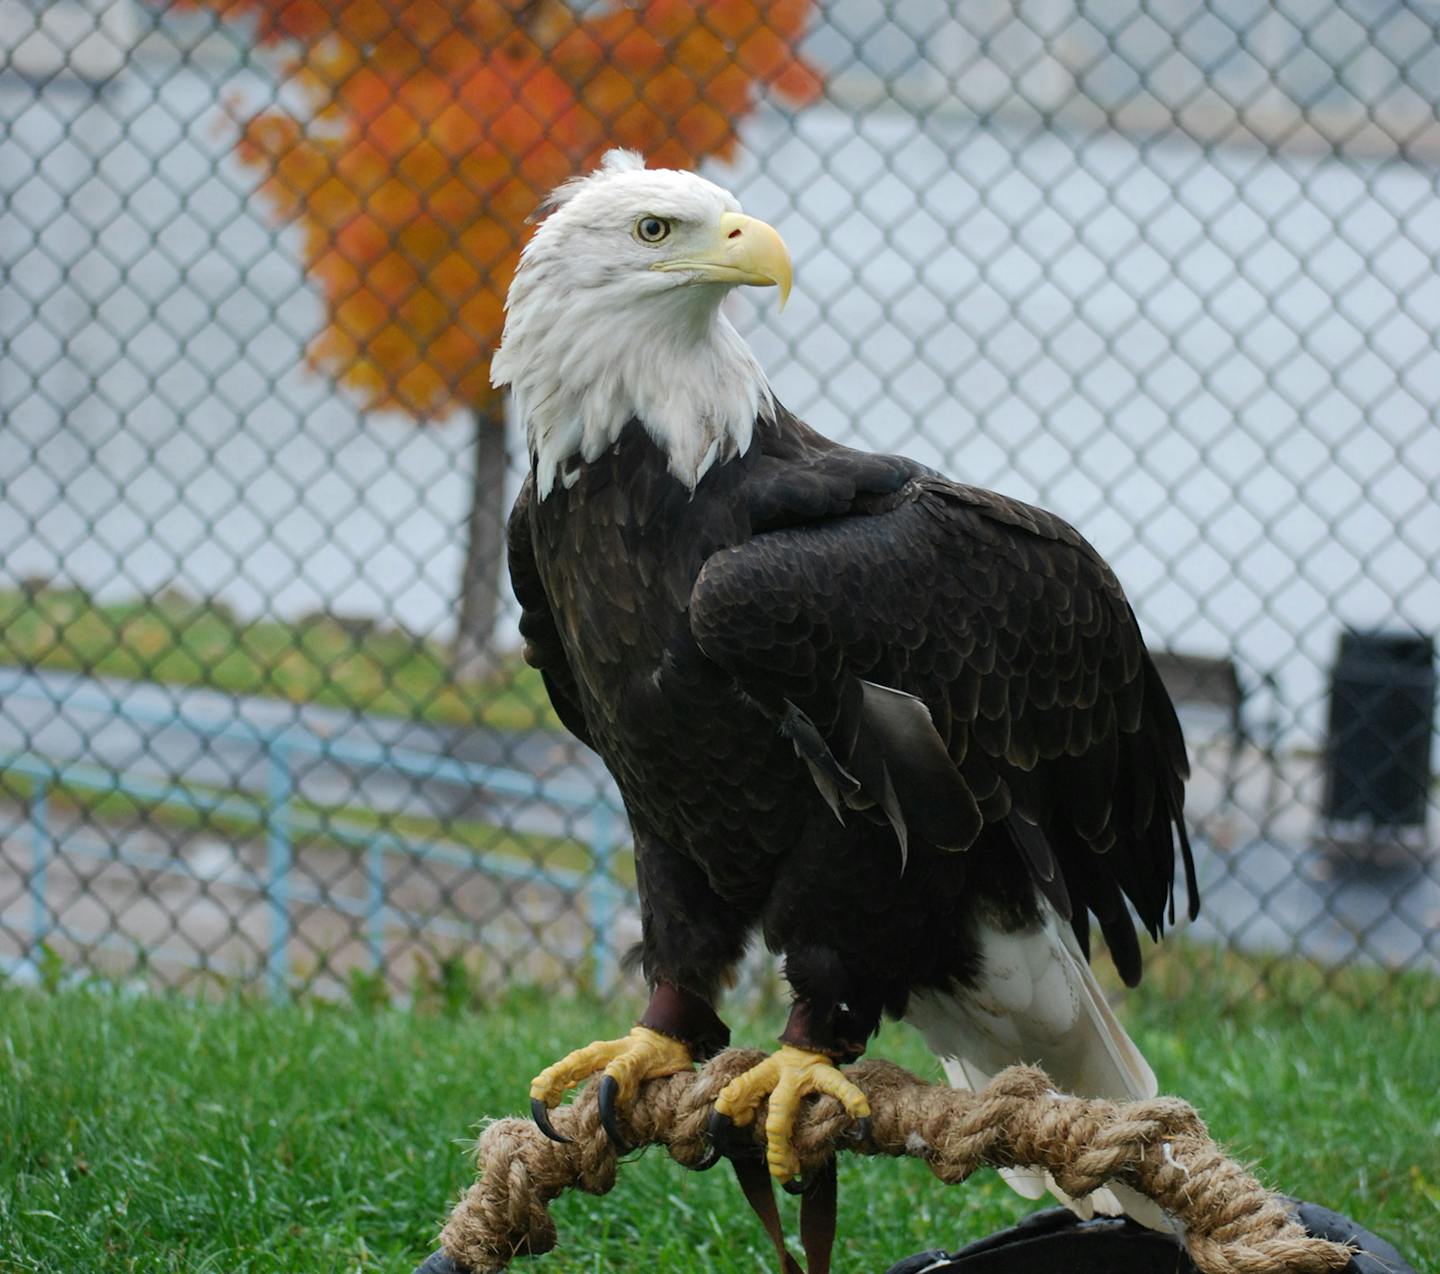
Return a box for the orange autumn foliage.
[171,0,822,418]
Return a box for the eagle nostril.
[727,228,742,239]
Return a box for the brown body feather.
[509,406,1195,1045]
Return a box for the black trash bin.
[1322,630,1436,831]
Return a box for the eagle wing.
[508,475,594,749]
[689,461,1196,984]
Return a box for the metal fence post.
[28,773,53,968]
[588,801,621,997]
[265,740,293,1000]
[366,839,386,974]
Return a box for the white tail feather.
[906,905,1176,1234]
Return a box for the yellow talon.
[714,1044,871,1180]
[530,1026,692,1110]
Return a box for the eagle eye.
[634,215,671,244]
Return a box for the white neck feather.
[493,282,774,499]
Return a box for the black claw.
[784,1155,839,1196]
[597,1075,633,1153]
[690,1143,722,1172]
[707,1109,753,1161]
[531,1097,572,1144]
[412,1251,468,1274]
[848,1115,873,1146]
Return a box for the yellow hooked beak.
[652,211,793,310]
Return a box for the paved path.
[0,666,634,992]
[0,665,618,839]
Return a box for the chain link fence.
[2,0,1437,1009]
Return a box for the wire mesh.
[2,0,1437,1008]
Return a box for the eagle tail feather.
[904,906,1175,1234]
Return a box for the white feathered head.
[492,151,793,497]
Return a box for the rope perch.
[438,1049,1354,1274]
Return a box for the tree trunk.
[451,407,509,684]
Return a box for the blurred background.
[2,0,1437,1010]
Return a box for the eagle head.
[492,150,793,497]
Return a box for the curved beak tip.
[719,211,793,313]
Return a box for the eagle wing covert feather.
[689,461,1197,986]
[507,475,595,751]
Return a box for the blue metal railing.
[0,672,629,996]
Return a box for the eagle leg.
[711,1045,870,1180]
[529,1026,692,1149]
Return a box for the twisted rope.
[438,1050,1354,1274]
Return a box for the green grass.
[0,585,559,731]
[2,962,1435,1273]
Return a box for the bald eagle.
[497,151,1197,1218]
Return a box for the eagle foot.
[712,1044,871,1180]
[529,1026,693,1150]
